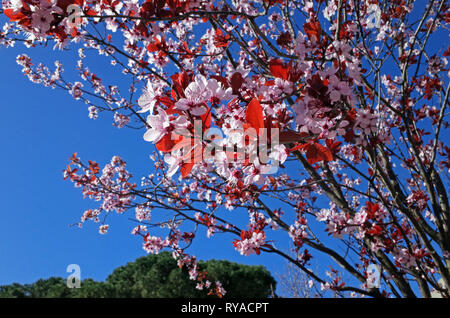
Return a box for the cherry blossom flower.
[164,151,184,178]
[135,205,151,222]
[206,78,234,102]
[233,231,266,256]
[30,1,63,35]
[69,82,83,100]
[355,109,377,135]
[6,0,22,12]
[99,224,109,234]
[143,235,169,254]
[328,74,352,104]
[31,8,53,34]
[137,81,161,114]
[114,112,130,128]
[175,75,233,115]
[143,110,189,144]
[88,106,98,119]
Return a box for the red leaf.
[443,46,450,57]
[303,20,322,42]
[305,143,333,165]
[86,9,98,16]
[180,161,194,178]
[147,36,166,53]
[171,89,178,100]
[366,201,379,220]
[325,139,342,154]
[279,131,309,144]
[165,104,181,115]
[202,107,212,129]
[141,0,156,16]
[167,0,182,13]
[210,75,229,88]
[245,98,265,132]
[276,31,292,47]
[158,96,175,108]
[290,143,308,152]
[70,27,79,37]
[213,28,230,47]
[171,71,191,98]
[156,133,182,152]
[56,0,84,11]
[269,59,288,80]
[4,9,26,21]
[367,224,383,236]
[230,72,244,94]
[147,43,159,52]
[343,129,354,143]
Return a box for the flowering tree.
[1,0,449,298]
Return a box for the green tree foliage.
[0,283,30,298]
[0,278,75,298]
[0,252,276,298]
[105,252,199,298]
[200,259,275,298]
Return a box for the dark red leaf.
[303,19,321,42]
[326,139,342,154]
[305,143,333,165]
[230,72,244,94]
[279,131,309,144]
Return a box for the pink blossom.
[31,8,53,33]
[234,232,265,256]
[99,224,109,234]
[88,106,98,119]
[69,82,83,100]
[143,235,168,254]
[143,110,189,144]
[175,75,233,115]
[355,109,377,135]
[137,81,160,114]
[135,205,151,222]
[114,112,130,128]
